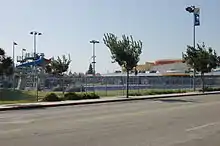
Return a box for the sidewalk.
[0,91,220,111]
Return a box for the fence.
[20,75,220,97]
[1,74,220,97]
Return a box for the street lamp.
[89,40,99,76]
[22,48,26,61]
[30,31,42,59]
[30,31,42,101]
[12,42,18,90]
[185,5,200,91]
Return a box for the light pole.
[12,42,18,90]
[22,48,26,61]
[30,31,42,101]
[185,6,200,91]
[89,40,99,76]
[89,40,99,93]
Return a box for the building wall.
[121,59,189,73]
[136,62,154,71]
[150,62,189,73]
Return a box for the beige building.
[122,59,190,73]
[121,62,154,72]
[136,62,154,72]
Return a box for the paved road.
[0,95,220,146]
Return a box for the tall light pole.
[12,42,18,90]
[22,48,26,61]
[30,31,42,101]
[185,6,200,91]
[89,40,99,94]
[89,40,99,76]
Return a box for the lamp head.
[185,6,194,13]
[90,40,99,44]
[186,7,194,13]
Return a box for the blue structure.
[16,57,49,68]
[16,52,51,68]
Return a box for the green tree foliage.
[0,48,13,77]
[45,64,52,74]
[183,43,220,91]
[45,54,71,95]
[0,48,5,55]
[87,63,93,74]
[45,54,71,75]
[103,33,142,98]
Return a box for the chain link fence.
[1,74,219,102]
[13,74,220,97]
[1,74,220,99]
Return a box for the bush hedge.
[64,92,100,100]
[42,89,196,102]
[199,87,220,92]
[83,93,100,99]
[42,93,61,102]
[42,92,100,102]
[129,89,187,96]
[64,92,82,100]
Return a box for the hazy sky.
[1,0,220,73]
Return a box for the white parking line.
[0,120,34,124]
[0,128,22,134]
[186,122,220,132]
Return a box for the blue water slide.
[16,57,45,68]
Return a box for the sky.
[0,0,220,74]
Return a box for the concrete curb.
[0,91,220,111]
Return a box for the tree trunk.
[126,70,129,98]
[61,75,65,97]
[201,73,205,93]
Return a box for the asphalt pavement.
[0,94,220,146]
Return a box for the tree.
[183,43,220,92]
[0,48,5,56]
[45,64,52,74]
[45,55,71,76]
[2,57,13,76]
[87,63,93,74]
[0,48,13,77]
[103,33,142,98]
[51,55,71,75]
[45,54,71,95]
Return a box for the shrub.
[63,92,100,100]
[64,92,82,100]
[199,87,220,92]
[42,93,61,102]
[150,89,186,95]
[128,93,142,96]
[90,93,100,99]
[82,93,100,99]
[128,89,187,96]
[212,88,220,91]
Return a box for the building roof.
[154,59,183,65]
